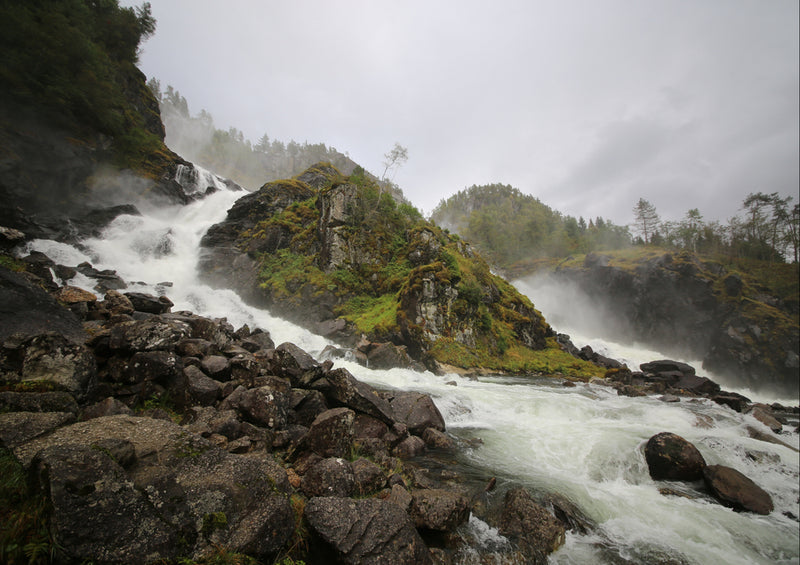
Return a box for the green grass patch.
[336,294,399,336]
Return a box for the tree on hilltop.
[633,198,660,245]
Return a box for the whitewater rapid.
[20,188,800,565]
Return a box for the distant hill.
[430,184,631,270]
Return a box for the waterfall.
[19,189,800,565]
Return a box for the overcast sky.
[131,0,799,225]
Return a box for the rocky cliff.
[198,164,598,377]
[544,251,799,396]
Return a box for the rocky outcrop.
[547,252,799,396]
[199,163,553,373]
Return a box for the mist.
[513,274,797,404]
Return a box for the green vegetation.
[431,187,799,278]
[0,255,25,272]
[0,0,167,171]
[0,448,59,564]
[430,184,631,269]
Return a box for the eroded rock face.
[644,432,707,481]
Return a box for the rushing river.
[21,183,800,565]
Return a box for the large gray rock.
[11,333,97,400]
[644,432,707,481]
[305,496,433,565]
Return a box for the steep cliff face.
[549,251,799,395]
[199,164,567,374]
[0,1,235,242]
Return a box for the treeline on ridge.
[430,184,630,267]
[431,184,800,272]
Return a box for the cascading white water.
[20,190,799,565]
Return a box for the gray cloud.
[130,0,798,225]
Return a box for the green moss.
[201,512,228,538]
[0,255,25,272]
[336,294,399,336]
[429,336,604,379]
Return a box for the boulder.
[14,333,97,400]
[386,390,446,435]
[124,291,173,314]
[30,444,184,564]
[0,391,78,414]
[301,457,355,497]
[498,487,566,563]
[640,360,696,377]
[673,374,721,396]
[749,404,783,434]
[351,458,387,495]
[393,434,426,458]
[324,368,396,425]
[303,407,355,458]
[644,432,707,481]
[304,497,433,565]
[703,464,774,515]
[409,488,471,531]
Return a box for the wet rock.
[644,432,707,481]
[410,488,471,531]
[422,427,454,449]
[703,464,774,515]
[748,404,783,434]
[124,291,173,314]
[640,360,696,377]
[498,487,566,563]
[386,390,445,435]
[711,391,751,413]
[673,374,721,396]
[292,389,329,427]
[305,496,433,565]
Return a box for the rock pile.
[0,263,566,564]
